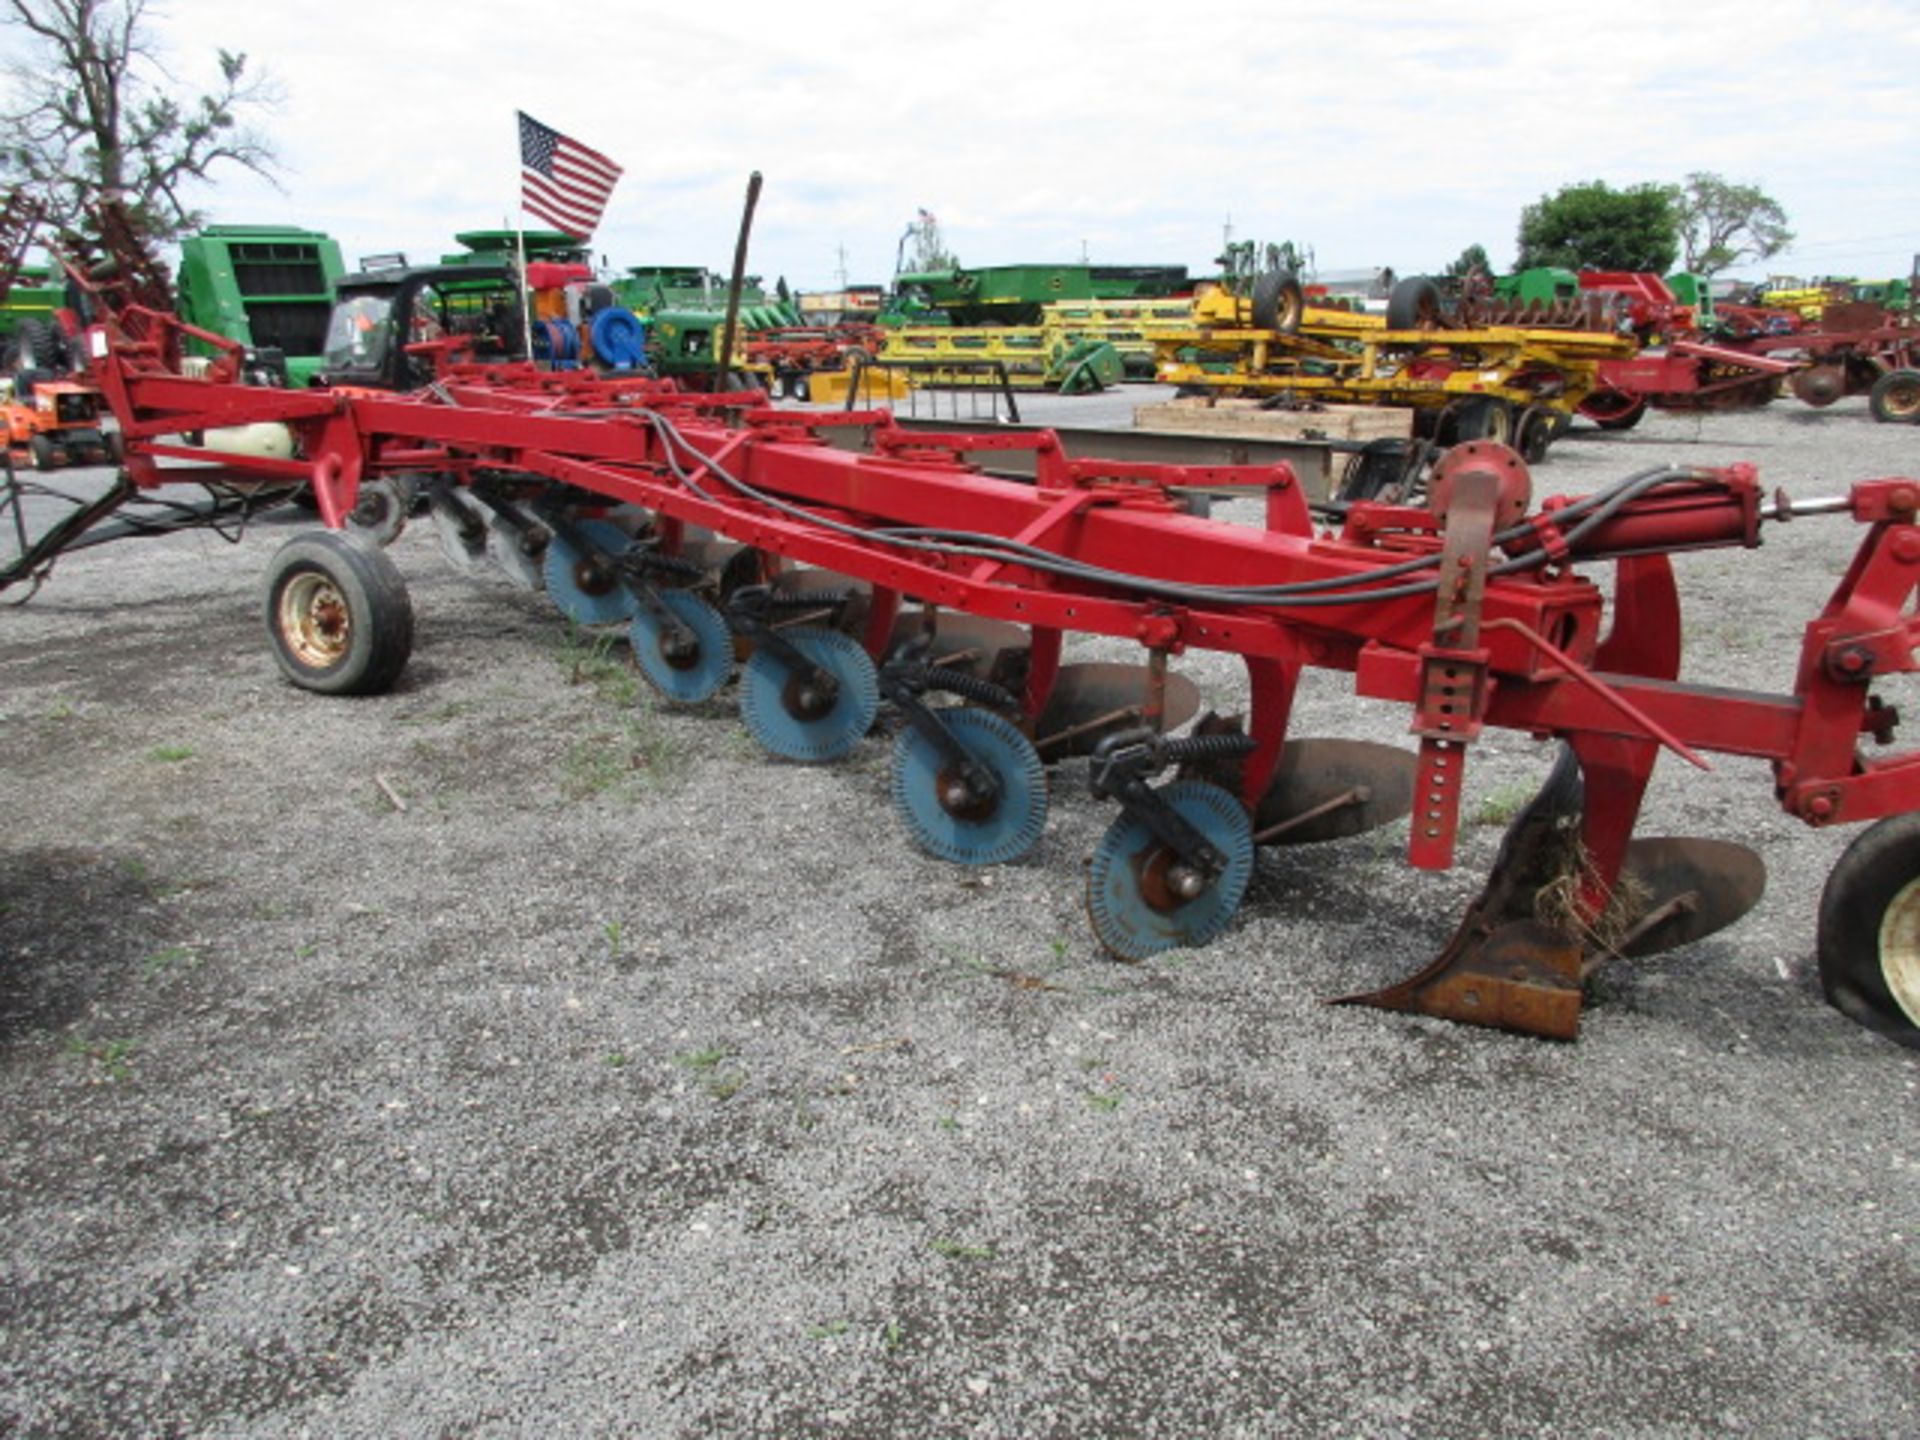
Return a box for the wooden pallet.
[1135,398,1414,442]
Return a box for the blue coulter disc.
[890,707,1048,866]
[739,626,878,762]
[630,589,733,702]
[543,519,639,625]
[1086,779,1255,960]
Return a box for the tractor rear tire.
[28,433,56,470]
[1817,812,1920,1049]
[263,530,414,696]
[12,317,58,371]
[1868,368,1920,424]
[1386,276,1444,331]
[1250,271,1304,335]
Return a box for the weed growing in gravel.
[148,744,195,763]
[707,1071,745,1101]
[930,1237,994,1262]
[937,1114,961,1133]
[562,734,630,798]
[558,626,641,709]
[672,1046,746,1100]
[562,716,691,800]
[880,1320,906,1351]
[1086,1090,1123,1113]
[603,919,624,960]
[807,1320,851,1340]
[141,944,198,978]
[674,1045,731,1071]
[603,1052,629,1068]
[1474,778,1539,827]
[46,698,75,720]
[65,1034,136,1081]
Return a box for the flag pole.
[515,222,534,364]
[715,171,764,392]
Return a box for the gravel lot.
[1,390,1916,1437]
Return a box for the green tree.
[1673,171,1792,275]
[0,0,279,247]
[1444,243,1492,280]
[1515,181,1678,274]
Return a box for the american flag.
[517,111,622,240]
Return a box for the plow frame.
[47,299,1920,1042]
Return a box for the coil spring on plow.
[70,306,1920,1049]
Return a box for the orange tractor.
[3,371,118,469]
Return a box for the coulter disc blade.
[544,519,639,626]
[428,490,490,577]
[631,589,734,703]
[1086,779,1254,960]
[887,710,1044,867]
[740,625,879,763]
[484,504,548,591]
[891,707,1048,866]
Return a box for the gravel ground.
[0,390,1916,1438]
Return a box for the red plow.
[32,291,1920,1049]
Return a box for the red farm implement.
[19,283,1920,1051]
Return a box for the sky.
[5,0,1919,290]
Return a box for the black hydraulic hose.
[524,396,1720,611]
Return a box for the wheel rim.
[278,571,350,669]
[1883,376,1920,420]
[1879,876,1920,1026]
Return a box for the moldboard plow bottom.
[44,292,1920,1049]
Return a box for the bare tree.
[1674,172,1792,276]
[1,0,279,246]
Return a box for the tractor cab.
[318,262,523,390]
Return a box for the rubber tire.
[1817,813,1920,1049]
[1868,368,1920,424]
[1386,276,1444,331]
[28,433,56,470]
[1451,396,1513,445]
[1249,271,1304,335]
[1580,390,1648,431]
[13,317,57,370]
[263,530,414,696]
[1515,406,1553,463]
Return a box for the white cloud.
[4,0,1915,283]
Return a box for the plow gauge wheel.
[544,519,640,626]
[263,530,413,696]
[1086,779,1255,960]
[631,589,734,702]
[891,707,1048,866]
[1817,813,1920,1050]
[740,625,879,762]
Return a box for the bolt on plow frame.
[63,293,1920,1049]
